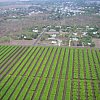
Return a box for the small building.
[93,32,97,35]
[57,39,62,43]
[89,28,94,30]
[82,32,87,36]
[50,34,56,38]
[49,29,57,32]
[86,26,89,28]
[57,39,62,46]
[73,33,77,36]
[88,43,91,46]
[24,36,27,39]
[72,37,79,41]
[32,30,38,33]
[48,37,56,40]
[51,41,57,44]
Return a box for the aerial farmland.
[0,0,100,100]
[0,45,100,100]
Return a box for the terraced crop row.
[0,46,100,100]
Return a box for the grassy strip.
[65,80,71,100]
[39,48,57,100]
[33,78,46,100]
[11,47,35,76]
[57,79,65,100]
[55,48,65,78]
[0,46,21,69]
[30,47,48,77]
[1,47,29,80]
[87,80,93,100]
[79,49,84,79]
[49,49,61,99]
[95,49,100,63]
[68,48,73,79]
[23,47,42,77]
[41,78,52,100]
[16,48,49,100]
[8,47,45,100]
[29,48,50,100]
[62,48,70,100]
[0,46,100,100]
[88,49,97,79]
[54,48,65,100]
[0,47,28,81]
[84,49,91,79]
[0,46,24,74]
[72,80,78,100]
[61,48,69,79]
[36,47,52,77]
[48,48,61,78]
[91,49,100,79]
[0,46,15,63]
[80,80,86,100]
[0,47,32,99]
[43,48,57,78]
[0,46,10,55]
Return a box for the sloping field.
[0,45,100,100]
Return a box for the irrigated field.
[0,45,100,100]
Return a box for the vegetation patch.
[0,46,100,100]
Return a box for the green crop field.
[0,45,100,100]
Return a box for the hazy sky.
[0,0,30,1]
[0,0,18,2]
[0,0,86,2]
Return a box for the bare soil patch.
[93,38,100,48]
[0,40,36,46]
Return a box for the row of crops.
[0,45,100,100]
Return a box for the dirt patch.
[0,40,36,46]
[93,38,100,48]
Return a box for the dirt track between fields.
[0,40,36,46]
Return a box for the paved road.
[33,28,47,46]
